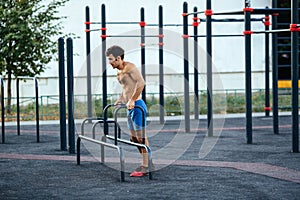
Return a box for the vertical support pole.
[101,4,108,135]
[16,78,20,136]
[183,2,190,132]
[244,0,252,144]
[140,8,146,103]
[34,78,40,143]
[77,137,81,165]
[291,0,299,153]
[271,1,279,134]
[85,6,92,120]
[101,136,106,163]
[114,122,118,145]
[1,78,5,143]
[101,4,107,111]
[67,38,75,154]
[206,0,213,136]
[58,37,67,151]
[264,7,270,117]
[159,5,164,124]
[193,7,199,120]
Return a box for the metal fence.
[0,88,296,121]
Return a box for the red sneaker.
[130,166,149,177]
[130,171,146,177]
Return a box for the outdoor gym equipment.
[182,0,299,152]
[77,104,153,182]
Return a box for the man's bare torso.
[117,62,145,103]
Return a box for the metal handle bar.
[103,104,146,144]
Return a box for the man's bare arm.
[129,67,145,101]
[127,67,145,109]
[115,93,124,105]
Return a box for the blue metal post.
[86,6,93,120]
[291,0,299,152]
[67,38,75,154]
[272,0,279,135]
[159,5,164,124]
[264,7,270,117]
[101,4,107,110]
[244,0,252,144]
[1,78,4,143]
[183,2,190,132]
[193,7,199,120]
[207,0,213,136]
[34,78,40,143]
[58,37,67,151]
[140,8,146,103]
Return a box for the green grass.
[1,90,297,121]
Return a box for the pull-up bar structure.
[84,4,190,126]
[81,1,299,153]
[16,77,39,143]
[182,0,299,152]
[58,37,75,153]
[85,5,153,121]
[185,7,300,16]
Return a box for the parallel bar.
[113,105,146,144]
[77,135,125,182]
[99,104,152,179]
[80,117,103,136]
[291,0,299,153]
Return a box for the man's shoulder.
[124,62,136,72]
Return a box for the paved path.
[0,115,300,199]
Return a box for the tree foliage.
[0,0,70,112]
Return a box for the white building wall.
[9,0,273,100]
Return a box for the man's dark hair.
[106,45,125,60]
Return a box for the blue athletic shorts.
[127,99,147,131]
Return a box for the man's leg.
[130,130,149,167]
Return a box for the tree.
[0,0,70,113]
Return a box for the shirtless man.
[106,45,152,177]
